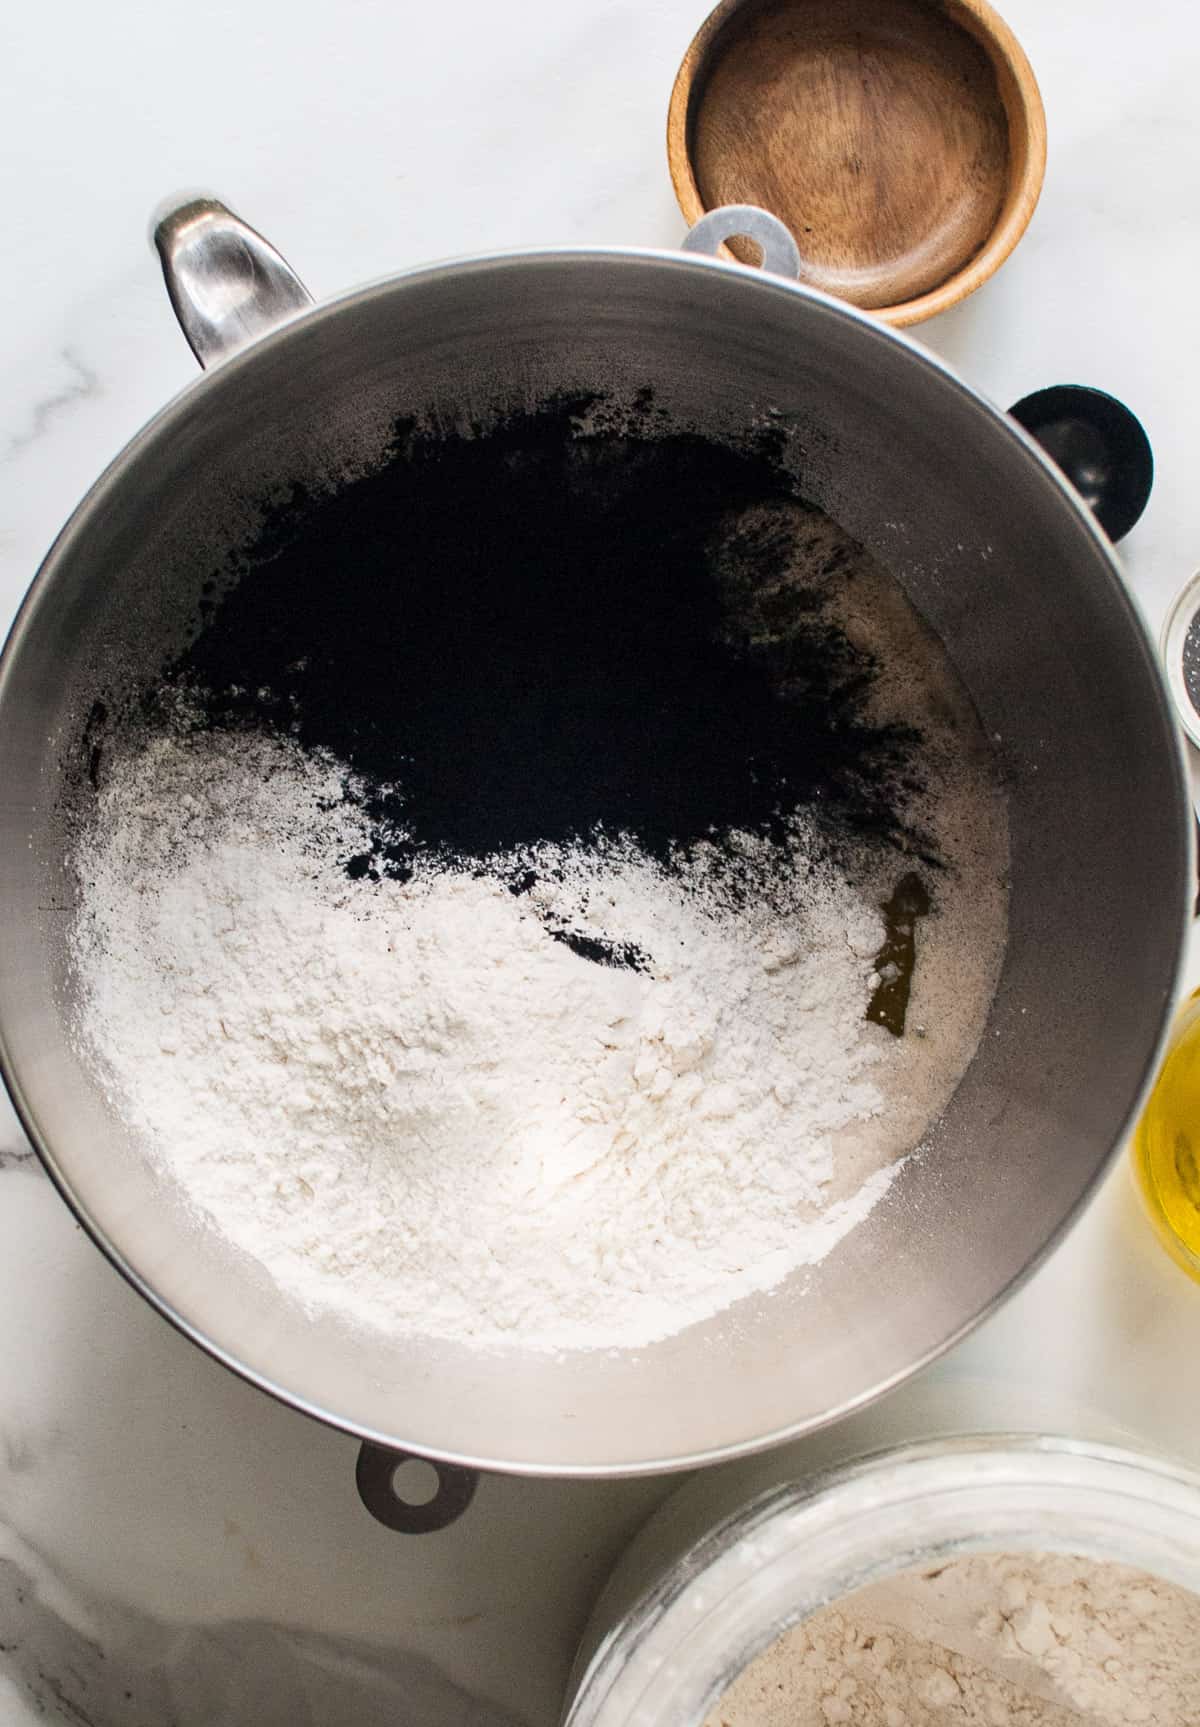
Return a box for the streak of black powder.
[154,392,921,906]
[546,930,651,971]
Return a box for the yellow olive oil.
[1133,988,1200,1277]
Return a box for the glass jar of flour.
[561,1389,1200,1727]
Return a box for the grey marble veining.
[3,350,101,464]
[0,1113,34,1172]
[0,1549,520,1726]
[0,1085,35,1169]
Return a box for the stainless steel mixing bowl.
[0,199,1189,1477]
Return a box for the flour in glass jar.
[703,1551,1200,1727]
[66,397,1009,1352]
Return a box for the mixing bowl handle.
[152,196,314,370]
[682,205,802,279]
[1007,386,1153,545]
[355,1441,479,1534]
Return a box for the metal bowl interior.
[0,250,1188,1474]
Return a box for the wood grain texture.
[667,0,1046,326]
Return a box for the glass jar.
[562,1433,1200,1727]
[1132,985,1200,1279]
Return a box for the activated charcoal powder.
[160,393,921,882]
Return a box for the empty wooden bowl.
[668,0,1046,325]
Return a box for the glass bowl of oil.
[1133,986,1200,1277]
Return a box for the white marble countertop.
[2,0,1199,1721]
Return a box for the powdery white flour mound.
[704,1551,1200,1727]
[71,731,916,1352]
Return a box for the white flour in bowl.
[69,730,933,1351]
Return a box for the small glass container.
[563,1434,1200,1727]
[1162,569,1200,750]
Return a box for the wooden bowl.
[667,0,1046,326]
